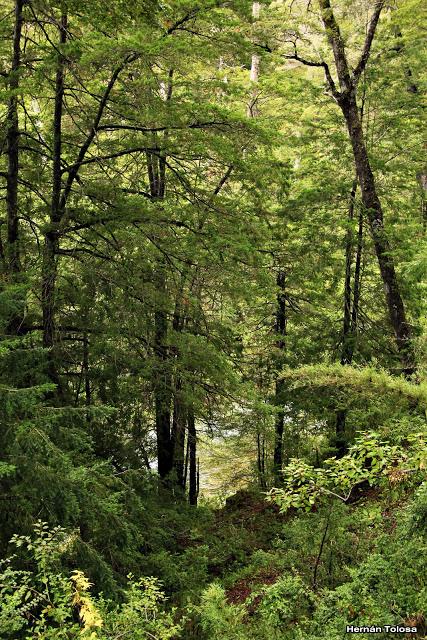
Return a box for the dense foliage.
[0,0,426,637]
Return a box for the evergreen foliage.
[0,0,425,637]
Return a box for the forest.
[0,0,426,638]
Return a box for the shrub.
[0,522,183,640]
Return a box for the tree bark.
[340,180,358,367]
[150,70,175,479]
[38,16,133,389]
[336,200,354,445]
[154,266,173,479]
[171,289,188,489]
[171,379,186,489]
[150,170,173,477]
[257,431,267,489]
[341,95,414,375]
[41,13,67,390]
[83,332,91,407]
[273,270,286,484]
[5,0,24,277]
[335,194,364,451]
[183,433,190,490]
[188,406,198,506]
[351,208,363,339]
[318,0,416,377]
[247,2,260,117]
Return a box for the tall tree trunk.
[151,170,173,478]
[171,290,188,489]
[83,332,91,407]
[340,180,358,367]
[4,0,25,337]
[41,13,67,390]
[154,265,173,479]
[318,0,416,377]
[257,431,267,489]
[6,0,24,278]
[188,406,198,506]
[150,71,175,479]
[351,208,364,339]
[273,270,286,484]
[183,433,190,490]
[171,379,186,489]
[341,95,414,375]
[247,2,260,117]
[335,181,362,453]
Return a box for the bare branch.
[353,1,385,83]
[318,0,352,93]
[283,51,323,67]
[212,165,233,197]
[165,8,200,35]
[322,61,340,99]
[282,46,340,99]
[96,121,234,133]
[61,146,158,174]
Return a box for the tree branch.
[352,1,385,83]
[57,4,215,210]
[318,0,352,93]
[96,121,234,133]
[61,146,158,174]
[165,8,200,35]
[282,48,339,99]
[283,51,323,68]
[59,52,140,210]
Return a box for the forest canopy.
[0,0,426,638]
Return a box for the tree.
[314,0,415,376]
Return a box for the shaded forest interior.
[0,0,426,638]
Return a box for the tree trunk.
[170,285,188,489]
[340,93,415,376]
[247,2,260,117]
[83,332,91,407]
[273,380,285,482]
[335,181,360,454]
[41,13,67,390]
[148,145,173,477]
[340,180,358,366]
[150,71,175,479]
[335,204,363,451]
[317,0,416,377]
[257,431,267,489]
[273,270,286,484]
[188,407,198,506]
[6,0,24,277]
[4,0,25,336]
[351,208,363,338]
[183,435,190,490]
[171,379,186,489]
[154,267,173,479]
